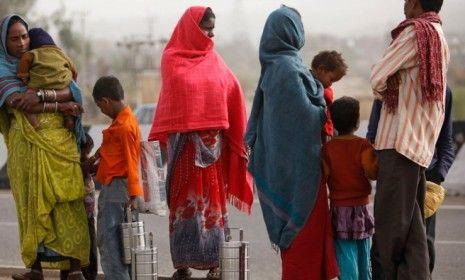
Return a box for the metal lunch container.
[220,228,250,280]
[121,207,146,265]
[131,233,158,280]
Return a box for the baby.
[17,27,77,130]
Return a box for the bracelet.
[55,102,58,113]
[37,90,45,102]
[42,102,47,113]
[53,90,57,102]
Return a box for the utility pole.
[116,35,167,107]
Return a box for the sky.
[31,0,464,45]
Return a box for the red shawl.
[384,12,444,113]
[148,6,253,213]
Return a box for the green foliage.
[0,0,37,17]
[452,86,465,121]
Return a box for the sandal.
[172,268,192,280]
[206,267,220,280]
[67,271,86,280]
[12,270,44,280]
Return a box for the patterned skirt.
[167,132,227,270]
[331,205,374,240]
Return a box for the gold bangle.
[42,102,47,113]
[55,102,58,113]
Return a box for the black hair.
[92,75,124,101]
[7,15,27,30]
[81,132,94,153]
[311,50,348,74]
[419,0,443,12]
[200,7,215,25]
[330,96,360,135]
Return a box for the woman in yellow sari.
[0,15,89,280]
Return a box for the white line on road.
[436,241,465,245]
[440,205,465,210]
[0,222,17,227]
[0,192,12,198]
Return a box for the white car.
[133,103,156,125]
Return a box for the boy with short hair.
[92,75,143,280]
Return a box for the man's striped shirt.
[370,24,449,167]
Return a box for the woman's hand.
[5,92,39,111]
[5,92,22,108]
[13,92,40,111]
[58,102,83,116]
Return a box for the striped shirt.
[370,24,449,167]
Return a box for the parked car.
[133,103,156,125]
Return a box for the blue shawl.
[0,15,85,146]
[0,15,27,106]
[245,6,326,250]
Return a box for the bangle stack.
[42,102,59,113]
[43,89,57,102]
[37,90,45,102]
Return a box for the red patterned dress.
[167,131,227,269]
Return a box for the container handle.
[224,227,243,242]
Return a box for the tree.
[0,0,37,18]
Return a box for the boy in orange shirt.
[91,75,143,280]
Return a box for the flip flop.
[66,271,86,280]
[172,268,192,280]
[206,267,220,280]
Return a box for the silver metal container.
[121,208,146,264]
[220,228,250,280]
[131,233,158,280]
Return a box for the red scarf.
[148,6,253,213]
[384,12,444,113]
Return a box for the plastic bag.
[138,140,167,216]
[424,181,446,218]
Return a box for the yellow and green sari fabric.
[1,108,89,269]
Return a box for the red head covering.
[149,6,253,213]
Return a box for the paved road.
[0,191,464,279]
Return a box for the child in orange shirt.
[91,76,143,280]
[322,96,378,280]
[310,50,347,143]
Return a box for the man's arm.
[426,87,455,184]
[366,99,383,144]
[370,26,418,97]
